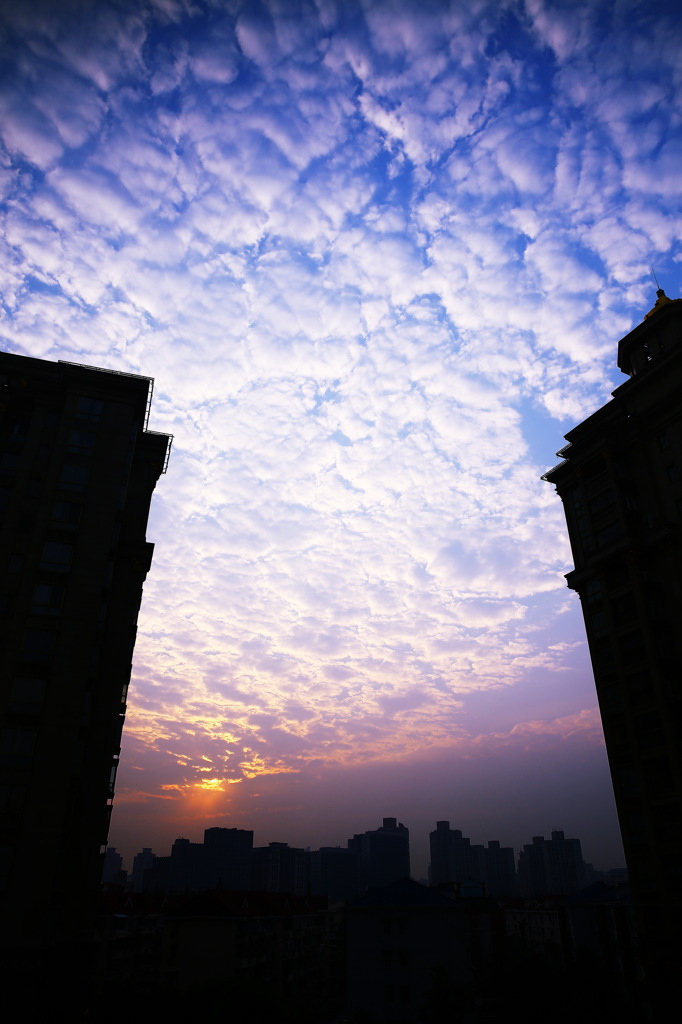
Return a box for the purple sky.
[3,0,681,876]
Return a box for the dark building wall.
[0,353,170,945]
[430,821,517,897]
[253,842,307,896]
[344,878,472,1023]
[543,290,682,987]
[517,831,587,898]
[309,846,361,904]
[348,816,410,891]
[203,826,253,891]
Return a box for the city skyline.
[110,814,611,888]
[2,1,680,873]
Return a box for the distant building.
[543,289,682,986]
[517,831,587,897]
[203,826,253,891]
[135,828,254,894]
[485,839,518,898]
[309,846,361,904]
[0,353,170,945]
[253,841,306,896]
[429,821,516,897]
[348,817,410,890]
[168,836,205,893]
[430,821,484,888]
[131,847,156,892]
[102,847,126,887]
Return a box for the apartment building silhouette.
[348,817,410,891]
[0,353,170,946]
[544,288,682,992]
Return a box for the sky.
[2,0,681,878]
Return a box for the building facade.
[348,817,410,891]
[430,821,517,897]
[517,831,587,898]
[543,289,682,985]
[0,353,170,945]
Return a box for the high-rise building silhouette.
[0,353,170,946]
[253,840,306,895]
[203,826,254,891]
[131,846,156,892]
[309,846,361,904]
[430,821,484,888]
[429,821,517,897]
[543,289,682,987]
[348,817,410,890]
[517,831,587,898]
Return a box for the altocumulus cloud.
[1,0,680,860]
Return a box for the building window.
[589,609,608,637]
[567,485,584,510]
[0,452,20,475]
[76,396,104,422]
[589,487,615,515]
[0,729,36,768]
[8,418,29,440]
[22,628,56,660]
[595,520,624,548]
[45,411,60,433]
[67,429,97,455]
[51,500,81,526]
[666,464,679,483]
[0,783,27,814]
[7,554,23,574]
[9,677,46,714]
[31,583,64,616]
[59,464,89,492]
[40,540,73,570]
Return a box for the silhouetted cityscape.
[103,817,618,902]
[96,816,634,1023]
[3,286,682,1021]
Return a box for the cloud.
[1,0,679,863]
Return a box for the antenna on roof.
[651,266,661,290]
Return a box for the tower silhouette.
[543,288,682,997]
[0,353,170,947]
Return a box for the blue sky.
[2,0,681,874]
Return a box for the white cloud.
[2,0,680,834]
